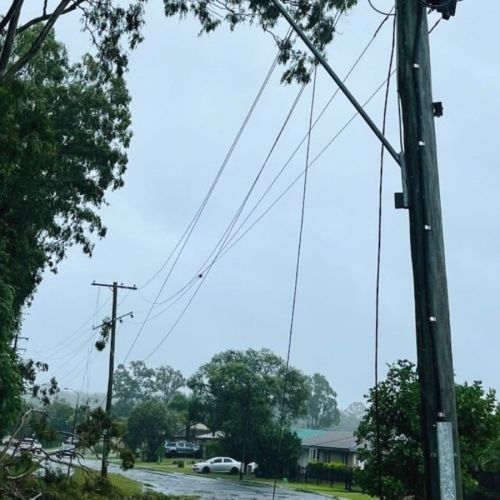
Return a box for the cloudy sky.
[21,1,500,409]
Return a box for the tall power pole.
[92,281,136,478]
[270,0,461,497]
[396,1,461,498]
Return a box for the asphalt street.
[85,460,330,499]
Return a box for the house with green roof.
[293,427,359,467]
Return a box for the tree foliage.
[1,1,357,85]
[356,360,500,499]
[305,373,339,429]
[0,26,131,436]
[113,361,185,417]
[124,400,175,462]
[334,402,365,432]
[163,0,357,83]
[189,348,309,475]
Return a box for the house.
[294,428,359,467]
[172,423,209,441]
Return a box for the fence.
[296,465,354,490]
[476,471,500,493]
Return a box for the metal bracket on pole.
[437,421,458,500]
[395,152,409,209]
[270,0,401,167]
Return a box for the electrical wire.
[125,67,399,347]
[368,0,395,17]
[132,12,394,319]
[428,16,441,33]
[373,14,397,498]
[272,66,317,500]
[136,75,312,364]
[135,7,441,314]
[137,32,291,294]
[123,42,289,361]
[108,7,398,364]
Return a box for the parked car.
[56,441,76,459]
[19,438,42,454]
[164,441,201,458]
[192,456,241,474]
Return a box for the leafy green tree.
[156,365,186,404]
[305,373,339,429]
[124,400,174,462]
[455,381,500,486]
[189,348,309,475]
[113,361,185,417]
[253,426,302,479]
[356,360,423,499]
[356,360,500,499]
[0,26,131,435]
[167,392,204,441]
[113,363,143,417]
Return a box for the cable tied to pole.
[272,64,317,499]
[374,12,397,499]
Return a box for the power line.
[143,10,436,297]
[117,11,400,360]
[368,0,396,17]
[137,33,291,294]
[123,42,289,360]
[374,14,397,498]
[136,75,311,364]
[126,69,398,347]
[272,66,317,500]
[132,12,394,319]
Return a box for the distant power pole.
[13,335,28,353]
[396,1,461,498]
[92,281,136,478]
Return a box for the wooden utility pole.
[396,1,461,498]
[262,1,463,496]
[92,281,136,478]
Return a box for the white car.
[19,438,42,453]
[192,456,241,474]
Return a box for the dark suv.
[164,441,201,458]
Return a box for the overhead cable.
[134,13,394,318]
[136,75,311,363]
[272,66,317,499]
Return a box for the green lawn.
[73,468,143,496]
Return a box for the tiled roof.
[292,427,330,441]
[302,430,357,451]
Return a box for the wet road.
[85,461,330,499]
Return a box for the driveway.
[85,460,329,499]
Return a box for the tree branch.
[0,0,24,76]
[0,0,19,33]
[16,0,87,35]
[1,0,71,82]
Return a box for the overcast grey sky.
[22,1,500,409]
